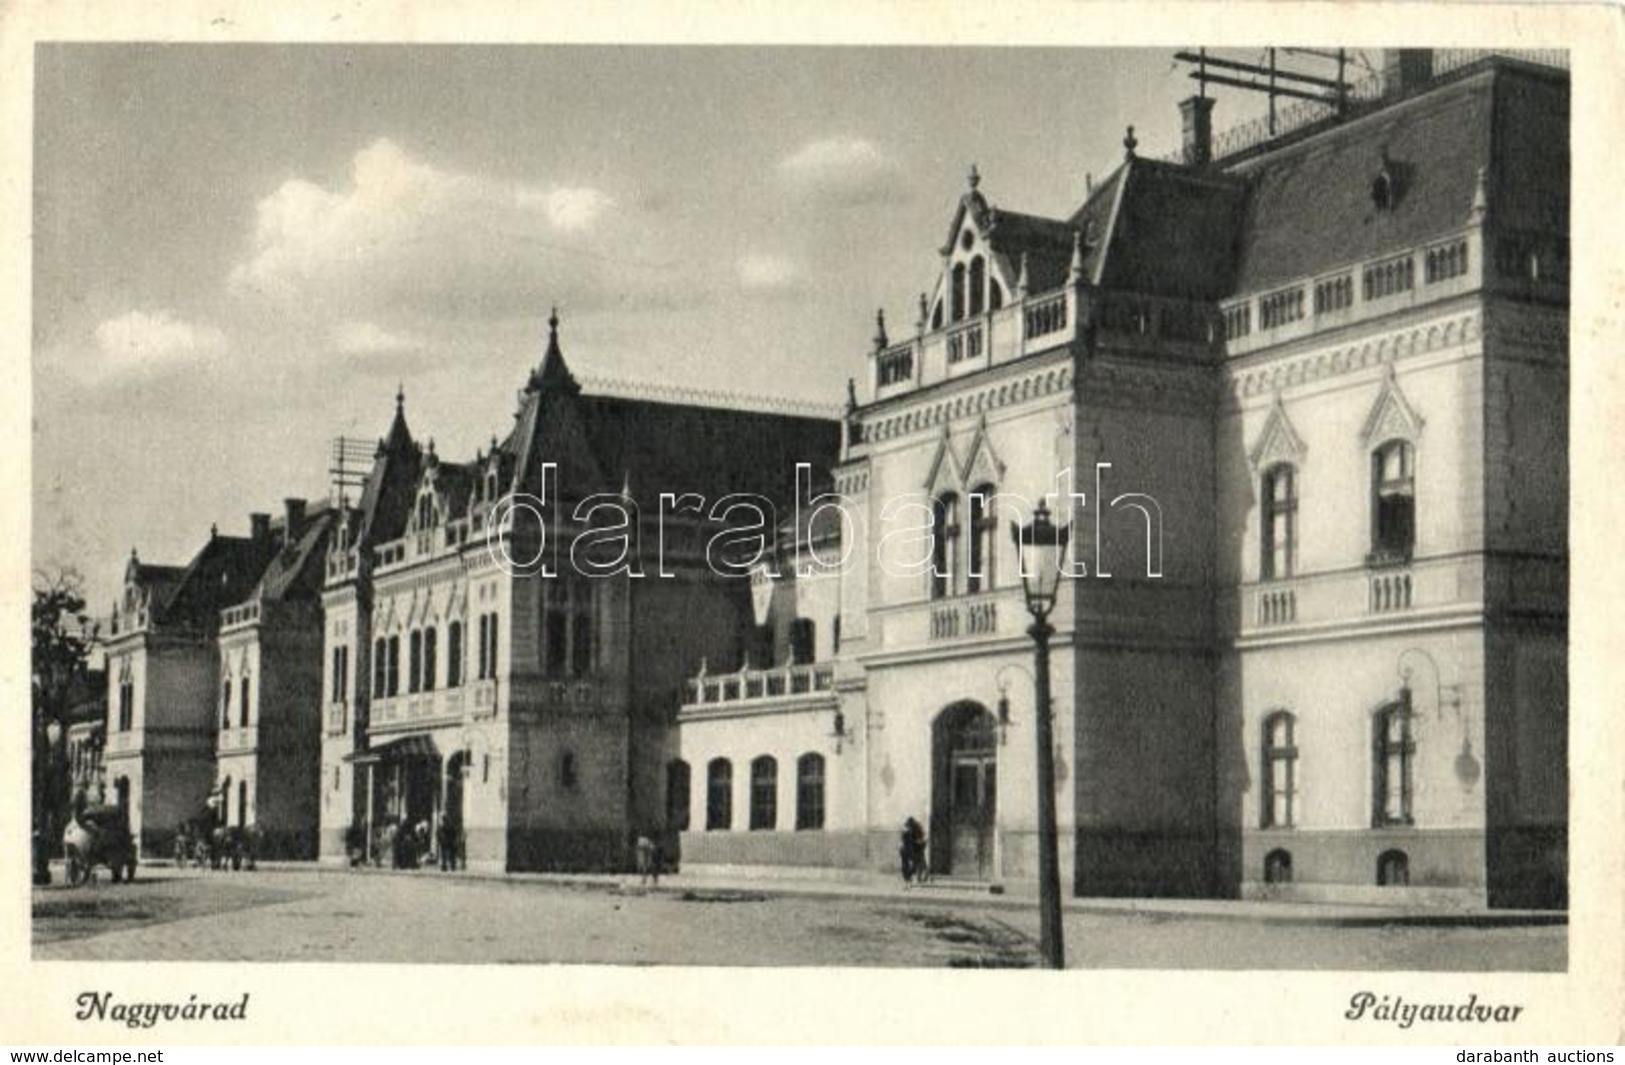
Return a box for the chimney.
[249,512,271,543]
[284,498,307,539]
[1382,49,1434,99]
[1180,95,1216,167]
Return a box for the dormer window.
[968,256,986,316]
[416,494,437,529]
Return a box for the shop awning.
[343,734,440,764]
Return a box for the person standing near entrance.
[900,817,926,886]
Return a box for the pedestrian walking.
[635,834,659,886]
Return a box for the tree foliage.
[33,567,97,727]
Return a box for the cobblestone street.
[32,866,1565,969]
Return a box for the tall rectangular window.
[1374,701,1415,826]
[408,630,422,694]
[477,615,489,679]
[1261,712,1297,829]
[221,679,233,729]
[1371,441,1416,560]
[423,627,437,691]
[447,621,463,688]
[1261,465,1297,580]
[386,636,400,697]
[373,638,387,698]
[706,758,732,831]
[796,753,826,831]
[239,674,251,727]
[486,613,499,678]
[749,756,778,831]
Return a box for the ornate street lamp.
[1011,500,1070,969]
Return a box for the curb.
[147,861,1568,929]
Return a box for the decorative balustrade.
[929,597,1000,640]
[1369,569,1414,613]
[1023,292,1068,339]
[682,662,835,711]
[876,343,915,387]
[1256,587,1297,626]
[220,602,260,629]
[1425,238,1469,284]
[1362,254,1416,302]
[946,321,984,365]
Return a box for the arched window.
[387,635,401,697]
[373,638,387,698]
[706,758,732,831]
[239,673,251,727]
[1377,848,1410,886]
[1264,848,1293,884]
[1261,711,1297,828]
[1261,464,1297,580]
[237,780,248,829]
[423,627,438,691]
[931,492,961,600]
[417,494,436,529]
[446,621,463,688]
[967,484,997,593]
[796,753,826,831]
[950,263,967,322]
[220,775,231,826]
[221,678,233,730]
[666,760,691,832]
[408,630,423,694]
[750,756,778,831]
[1373,701,1415,826]
[1371,440,1415,559]
[968,256,986,316]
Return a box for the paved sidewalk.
[215,860,1566,928]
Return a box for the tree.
[32,567,98,885]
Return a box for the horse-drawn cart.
[61,805,137,886]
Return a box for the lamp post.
[1012,500,1069,969]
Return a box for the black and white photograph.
[10,0,1622,1047]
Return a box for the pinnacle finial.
[847,376,859,413]
[917,292,929,330]
[549,306,559,334]
[968,163,981,190]
[396,383,405,412]
[874,308,888,351]
[1124,126,1138,159]
[1470,164,1488,223]
[1017,252,1031,295]
[1069,229,1085,283]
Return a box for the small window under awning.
[343,733,440,764]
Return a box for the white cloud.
[736,253,800,294]
[777,137,906,206]
[82,310,226,382]
[229,138,632,318]
[330,320,426,355]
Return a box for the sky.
[31,44,1351,613]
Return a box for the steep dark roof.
[163,534,276,629]
[1223,63,1547,294]
[251,505,337,603]
[575,395,841,507]
[354,394,422,549]
[127,562,187,612]
[1073,158,1246,299]
[499,318,841,507]
[985,208,1075,293]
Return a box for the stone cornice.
[1226,309,1484,405]
[858,356,1074,444]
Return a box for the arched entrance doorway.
[930,701,998,879]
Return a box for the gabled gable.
[961,416,1007,489]
[1360,364,1425,448]
[921,426,963,497]
[1249,394,1309,472]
